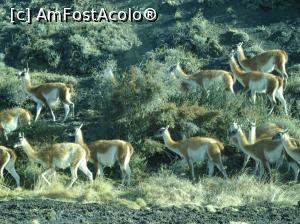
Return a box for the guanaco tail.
[155,125,228,181]
[18,68,75,122]
[74,124,133,186]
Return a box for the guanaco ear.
[166,125,170,130]
[18,132,22,138]
[78,123,83,129]
[282,129,289,134]
[237,42,243,47]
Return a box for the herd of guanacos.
[0,42,299,189]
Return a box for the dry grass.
[0,170,299,209]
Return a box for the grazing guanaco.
[18,68,75,122]
[74,124,133,186]
[0,146,20,187]
[155,126,228,181]
[229,124,285,180]
[170,62,235,94]
[229,52,287,115]
[272,130,300,181]
[14,133,93,187]
[236,42,288,78]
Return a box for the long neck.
[21,139,38,161]
[162,131,180,155]
[229,57,247,86]
[174,66,189,79]
[237,46,247,61]
[236,130,251,152]
[75,129,91,161]
[75,130,85,146]
[248,126,256,144]
[24,74,32,90]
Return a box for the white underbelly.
[265,146,283,163]
[249,79,267,92]
[53,157,72,169]
[188,145,208,162]
[203,76,223,88]
[28,92,43,104]
[260,59,275,73]
[43,89,60,104]
[98,146,117,167]
[53,150,77,169]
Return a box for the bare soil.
[0,199,299,224]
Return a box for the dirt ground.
[0,199,299,224]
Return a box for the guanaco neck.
[21,139,39,161]
[249,125,256,144]
[237,46,247,61]
[75,129,91,161]
[236,129,252,154]
[162,130,181,156]
[229,57,247,87]
[24,73,33,91]
[75,130,85,146]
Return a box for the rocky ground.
[0,199,299,224]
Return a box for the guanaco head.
[237,42,244,49]
[229,121,239,144]
[272,129,289,141]
[154,125,170,138]
[169,62,188,79]
[229,122,242,138]
[229,120,239,132]
[14,132,26,148]
[18,68,30,82]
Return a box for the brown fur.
[237,46,288,77]
[231,127,285,179]
[160,128,227,180]
[15,136,92,187]
[229,58,281,91]
[190,70,235,91]
[20,69,75,122]
[0,146,19,187]
[74,126,133,184]
[174,64,235,93]
[1,108,32,126]
[229,55,287,115]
